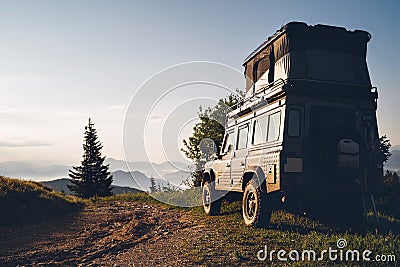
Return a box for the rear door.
[305,103,358,184]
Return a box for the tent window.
[253,60,260,82]
[268,45,275,83]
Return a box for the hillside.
[0,176,84,225]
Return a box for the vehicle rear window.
[309,106,355,133]
[288,109,301,137]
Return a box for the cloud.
[0,73,46,82]
[0,140,52,147]
[0,106,16,114]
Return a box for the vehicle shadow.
[219,200,400,235]
[269,209,400,235]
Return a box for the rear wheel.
[242,179,272,228]
[202,181,221,216]
[313,194,365,231]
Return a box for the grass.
[98,188,203,208]
[151,187,203,207]
[0,176,86,225]
[184,202,400,266]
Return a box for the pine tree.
[68,118,113,198]
[149,176,157,193]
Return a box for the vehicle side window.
[252,116,268,145]
[222,132,233,154]
[237,125,249,150]
[267,111,281,142]
[287,109,301,137]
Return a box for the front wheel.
[242,179,272,228]
[202,181,222,216]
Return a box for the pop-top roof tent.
[243,22,372,95]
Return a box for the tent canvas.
[244,22,372,93]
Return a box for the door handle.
[226,163,230,167]
[240,162,245,166]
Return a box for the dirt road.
[0,202,208,267]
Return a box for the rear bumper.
[281,182,363,197]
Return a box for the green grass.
[0,176,86,225]
[184,201,400,266]
[151,187,203,207]
[99,188,203,208]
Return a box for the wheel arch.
[242,166,266,191]
[203,168,216,184]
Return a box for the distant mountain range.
[104,158,192,185]
[0,158,193,187]
[390,145,400,151]
[42,168,182,193]
[42,178,143,195]
[385,149,400,172]
[0,161,71,180]
[111,170,175,191]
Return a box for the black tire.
[202,181,222,216]
[316,194,365,231]
[242,179,272,228]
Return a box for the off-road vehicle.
[202,22,383,228]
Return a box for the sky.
[0,0,399,165]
